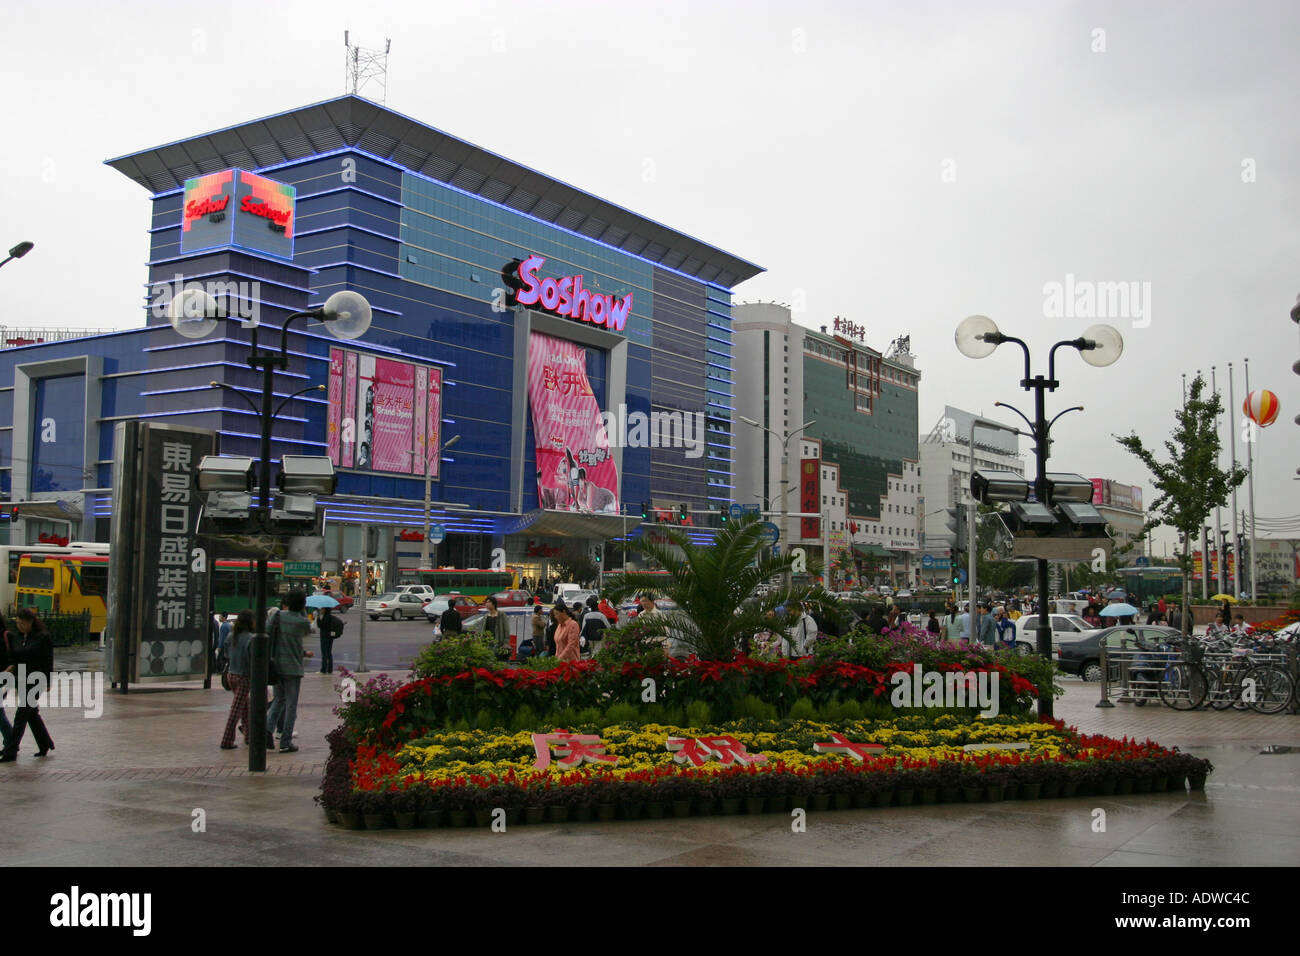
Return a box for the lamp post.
[170,287,372,771]
[0,241,34,270]
[739,416,816,589]
[956,315,1123,718]
[421,434,461,568]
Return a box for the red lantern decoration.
[1243,389,1280,427]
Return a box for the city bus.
[399,568,519,603]
[212,560,287,614]
[15,552,110,635]
[0,541,109,614]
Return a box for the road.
[326,612,438,671]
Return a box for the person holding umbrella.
[306,593,342,674]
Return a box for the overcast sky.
[3,0,1297,555]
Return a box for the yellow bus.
[14,552,110,635]
[0,541,108,614]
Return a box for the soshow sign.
[180,168,296,260]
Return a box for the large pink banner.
[526,332,618,512]
[372,357,416,473]
[327,348,343,464]
[427,366,442,480]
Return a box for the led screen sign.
[503,255,632,332]
[180,168,296,260]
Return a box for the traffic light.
[720,506,729,523]
[640,500,649,520]
[592,544,603,564]
[9,505,18,522]
[679,503,688,523]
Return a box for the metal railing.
[1098,636,1297,712]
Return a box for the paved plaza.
[0,646,1296,866]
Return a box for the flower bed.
[317,711,1213,826]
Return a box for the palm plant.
[601,513,840,660]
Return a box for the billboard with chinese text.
[329,348,441,478]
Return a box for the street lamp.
[421,433,461,568]
[0,241,34,270]
[962,418,1030,625]
[955,315,1122,718]
[169,286,372,772]
[739,415,816,587]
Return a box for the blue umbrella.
[1100,603,1138,617]
[306,594,339,608]
[1105,590,1126,600]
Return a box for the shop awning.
[502,509,642,541]
[852,543,892,559]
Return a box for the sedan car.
[366,592,429,621]
[1057,625,1181,681]
[490,589,533,608]
[421,594,480,623]
[1013,614,1101,655]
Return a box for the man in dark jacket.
[1,609,55,760]
[439,603,462,637]
[266,591,313,753]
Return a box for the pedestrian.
[794,602,819,656]
[598,595,619,626]
[528,604,546,656]
[926,612,941,636]
[0,609,55,761]
[317,606,342,674]
[485,595,511,660]
[581,596,608,657]
[553,604,581,661]
[440,600,463,638]
[218,614,234,652]
[266,590,314,753]
[220,610,255,750]
[975,603,996,645]
[994,606,1015,649]
[866,604,887,634]
[0,610,11,751]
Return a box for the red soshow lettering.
[239,195,291,226]
[185,195,230,219]
[514,254,632,331]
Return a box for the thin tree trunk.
[1182,537,1192,638]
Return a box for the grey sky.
[3,0,1297,554]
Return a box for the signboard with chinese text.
[108,423,217,684]
[800,458,820,539]
[179,169,296,260]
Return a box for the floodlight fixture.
[195,455,255,492]
[970,469,1032,503]
[277,455,337,495]
[1055,501,1108,527]
[1045,472,1095,504]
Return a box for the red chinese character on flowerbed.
[531,731,619,770]
[812,732,885,762]
[666,736,768,767]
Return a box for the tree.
[551,546,598,587]
[1117,374,1247,636]
[601,513,835,660]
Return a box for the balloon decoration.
[1243,389,1280,427]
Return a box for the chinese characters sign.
[179,168,296,260]
[328,348,442,478]
[801,458,820,539]
[526,332,619,513]
[832,316,865,341]
[136,425,216,680]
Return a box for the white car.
[394,584,436,598]
[366,592,429,621]
[896,589,914,599]
[1013,614,1100,655]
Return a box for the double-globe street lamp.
[738,416,816,588]
[955,316,1123,719]
[0,241,34,270]
[168,288,373,771]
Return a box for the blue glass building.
[0,96,761,584]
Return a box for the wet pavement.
[1,646,1296,866]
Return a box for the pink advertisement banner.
[526,332,618,512]
[327,349,443,477]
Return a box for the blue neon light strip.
[296,222,400,243]
[139,269,318,296]
[113,358,309,382]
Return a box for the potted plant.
[1183,753,1212,791]
[360,789,390,829]
[744,770,769,814]
[619,778,647,820]
[1040,761,1062,799]
[392,785,420,829]
[894,768,917,807]
[334,791,364,830]
[981,765,1006,803]
[418,785,444,829]
[714,771,744,815]
[541,785,571,824]
[806,772,832,812]
[934,760,964,803]
[1017,762,1043,800]
[961,762,985,803]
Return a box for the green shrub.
[604,701,642,725]
[657,705,686,727]
[788,698,817,721]
[509,705,539,733]
[473,708,504,731]
[410,633,497,678]
[733,694,778,721]
[685,700,713,728]
[835,698,864,721]
[575,706,605,728]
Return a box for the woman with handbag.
[485,596,511,660]
[220,610,255,750]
